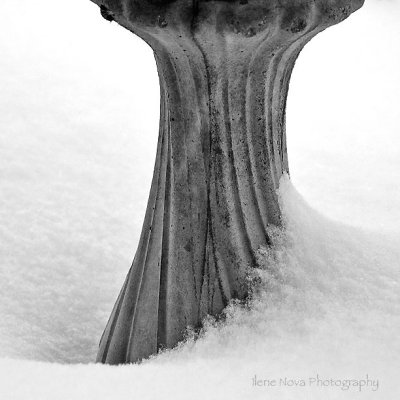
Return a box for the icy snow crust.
[1,0,400,399]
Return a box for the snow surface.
[0,0,399,399]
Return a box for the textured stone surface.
[89,0,364,364]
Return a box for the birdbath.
[89,0,364,364]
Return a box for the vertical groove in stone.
[123,72,169,360]
[222,50,257,270]
[247,40,280,228]
[224,37,265,266]
[157,75,171,351]
[244,37,273,241]
[97,270,129,363]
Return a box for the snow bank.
[1,178,399,400]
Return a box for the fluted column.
[90,0,364,364]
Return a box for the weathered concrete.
[89,0,364,364]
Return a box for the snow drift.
[1,178,399,400]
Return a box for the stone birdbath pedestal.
[89,0,364,364]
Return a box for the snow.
[0,0,399,399]
[1,179,399,399]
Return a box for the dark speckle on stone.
[100,5,114,22]
[184,241,192,253]
[290,18,307,33]
[214,146,223,156]
[245,27,256,37]
[158,16,168,28]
